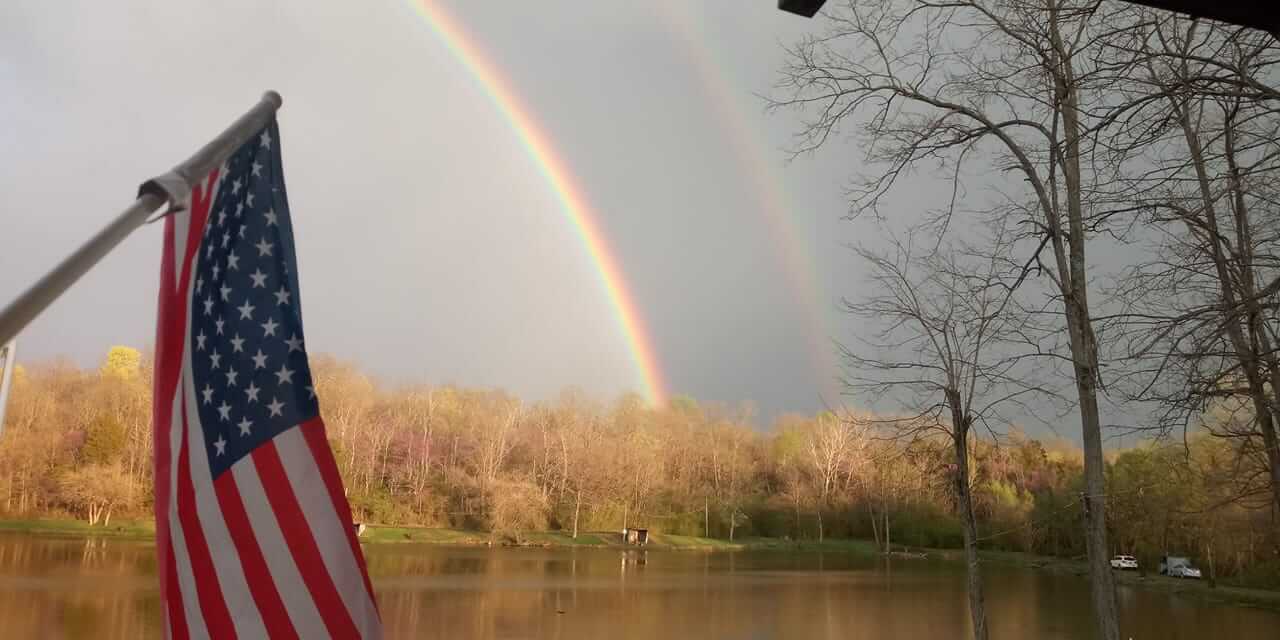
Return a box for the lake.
[0,533,1275,639]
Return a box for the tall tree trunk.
[870,503,881,551]
[1171,89,1280,514]
[572,490,582,540]
[950,407,988,640]
[704,495,710,538]
[1224,113,1280,513]
[794,493,802,539]
[1048,8,1120,638]
[884,511,890,554]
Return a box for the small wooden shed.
[622,527,649,546]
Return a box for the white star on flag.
[250,269,268,288]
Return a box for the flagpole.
[0,340,15,437]
[0,91,283,348]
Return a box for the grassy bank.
[0,518,154,539]
[360,524,880,554]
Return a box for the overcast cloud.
[2,1,1053,429]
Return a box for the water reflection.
[0,534,159,639]
[0,533,1276,639]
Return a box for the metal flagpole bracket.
[139,90,284,220]
[139,171,192,223]
[0,340,15,438]
[0,91,284,347]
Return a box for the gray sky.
[0,1,971,424]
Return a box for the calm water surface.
[0,533,1275,639]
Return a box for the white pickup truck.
[1159,555,1202,579]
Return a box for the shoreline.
[3,518,1277,612]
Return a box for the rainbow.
[405,1,667,405]
[654,2,838,400]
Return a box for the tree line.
[0,348,1275,589]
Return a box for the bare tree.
[1102,12,1280,512]
[558,411,606,539]
[771,2,1128,636]
[475,398,522,520]
[842,222,1039,640]
[60,462,136,527]
[803,412,857,542]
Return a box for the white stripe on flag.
[232,458,330,639]
[167,385,210,640]
[168,512,211,640]
[170,207,186,287]
[180,338,270,638]
[275,426,382,636]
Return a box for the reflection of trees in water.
[0,535,159,639]
[1,538,1274,638]
[369,547,1280,640]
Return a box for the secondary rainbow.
[406,1,668,405]
[655,2,839,400]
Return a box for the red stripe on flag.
[214,472,300,640]
[153,215,180,623]
[164,541,190,640]
[299,418,378,608]
[252,440,361,638]
[153,171,219,625]
[177,396,237,639]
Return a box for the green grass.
[358,526,488,545]
[0,518,154,539]
[354,526,885,554]
[734,537,881,554]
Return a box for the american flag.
[152,120,381,638]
